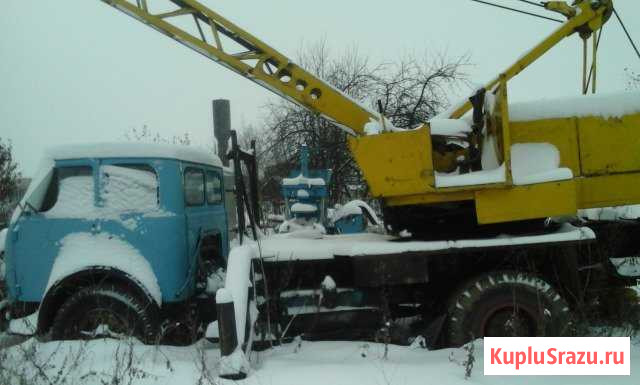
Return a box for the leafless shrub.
[448,339,475,380]
[245,40,470,203]
[0,138,21,226]
[194,341,217,385]
[0,339,92,385]
[625,67,640,90]
[95,338,157,385]
[124,125,191,146]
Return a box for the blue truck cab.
[2,143,232,343]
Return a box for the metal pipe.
[216,289,247,380]
[592,32,597,94]
[582,38,588,95]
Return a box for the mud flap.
[423,314,447,349]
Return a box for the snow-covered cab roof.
[46,142,223,168]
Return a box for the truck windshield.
[44,166,94,217]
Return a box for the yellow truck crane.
[101,0,639,237]
[97,0,640,351]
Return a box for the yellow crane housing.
[101,0,639,233]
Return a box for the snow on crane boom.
[100,0,640,236]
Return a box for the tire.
[51,283,159,344]
[446,271,571,346]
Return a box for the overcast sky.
[1,0,639,176]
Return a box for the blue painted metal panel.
[334,214,366,234]
[4,155,229,305]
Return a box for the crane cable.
[584,26,603,94]
[469,1,639,89]
[468,0,563,23]
[516,0,546,9]
[613,8,640,61]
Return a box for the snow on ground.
[7,311,38,336]
[1,336,639,384]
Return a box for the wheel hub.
[481,305,537,337]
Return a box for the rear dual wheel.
[446,271,571,346]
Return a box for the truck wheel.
[51,284,159,344]
[446,271,571,346]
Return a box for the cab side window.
[206,171,223,205]
[184,168,204,206]
[100,164,159,211]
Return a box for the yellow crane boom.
[103,0,377,136]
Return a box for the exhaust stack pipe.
[213,99,231,167]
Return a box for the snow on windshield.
[46,169,94,218]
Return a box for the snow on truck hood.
[46,142,223,168]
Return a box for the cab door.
[183,166,208,274]
[10,163,96,302]
[204,169,228,259]
[182,166,229,295]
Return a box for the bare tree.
[124,125,191,146]
[375,52,470,129]
[0,138,21,225]
[248,41,469,204]
[625,67,640,90]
